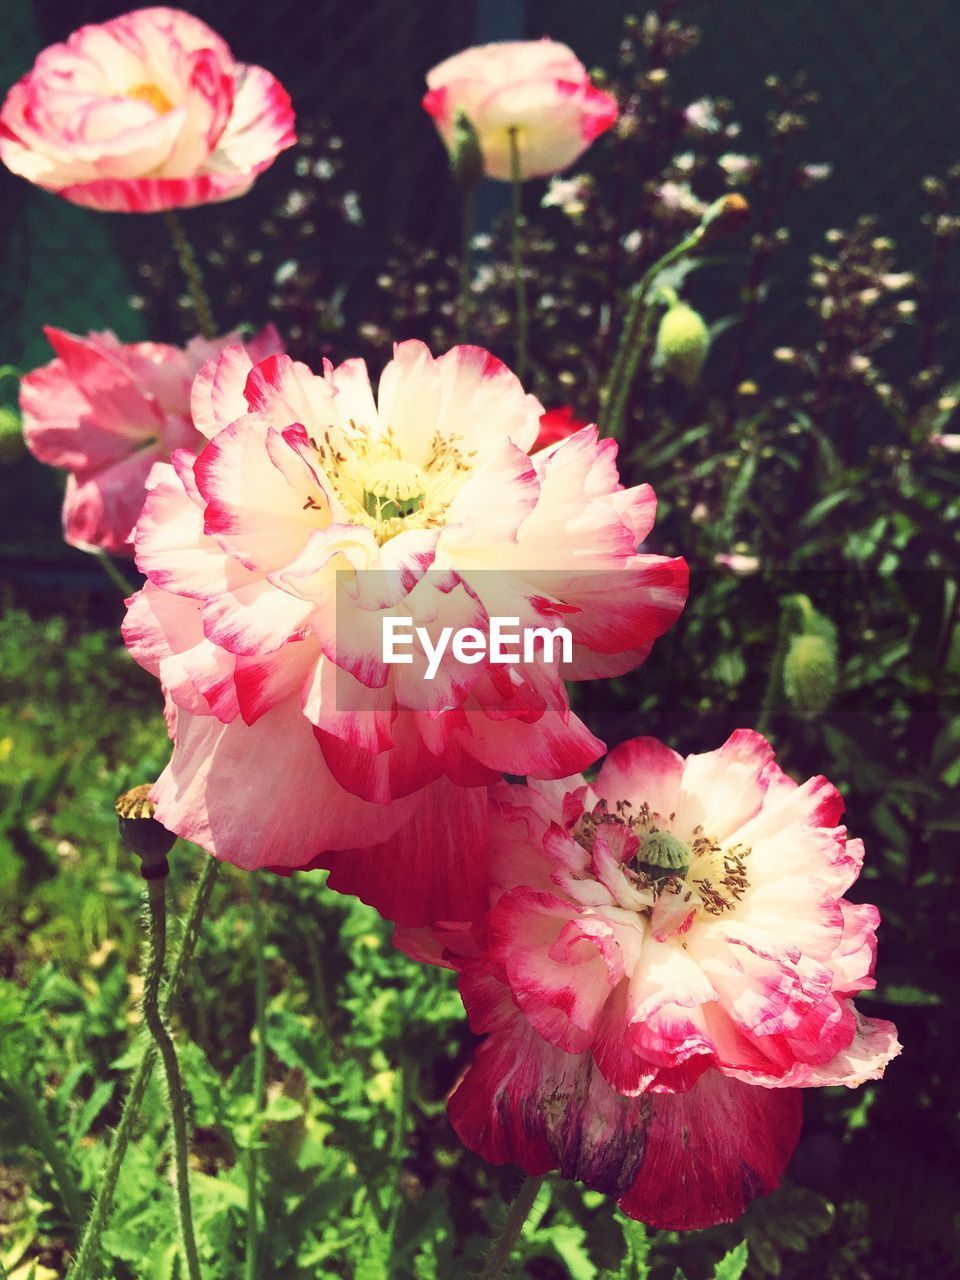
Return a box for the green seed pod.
[449,109,484,189]
[783,632,839,719]
[636,829,690,873]
[0,405,25,464]
[116,784,175,877]
[655,301,710,388]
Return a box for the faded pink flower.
[423,40,617,182]
[0,7,295,212]
[122,340,687,925]
[21,325,282,555]
[399,731,899,1228]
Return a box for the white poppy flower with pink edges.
[121,340,687,927]
[396,730,900,1228]
[423,40,617,182]
[0,7,295,212]
[21,324,283,556]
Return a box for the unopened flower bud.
[449,109,483,188]
[0,406,25,463]
[655,301,710,387]
[783,632,839,719]
[116,784,175,877]
[699,192,750,240]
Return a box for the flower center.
[361,460,428,522]
[126,82,174,115]
[578,801,751,918]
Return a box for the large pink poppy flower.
[21,324,283,555]
[122,340,687,925]
[397,730,900,1227]
[423,40,617,182]
[0,7,295,212]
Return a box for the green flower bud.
[655,301,710,388]
[699,192,751,240]
[783,633,839,719]
[0,406,25,464]
[116,784,175,877]
[449,109,483,188]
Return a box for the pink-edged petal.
[123,580,239,722]
[152,699,416,871]
[594,736,685,823]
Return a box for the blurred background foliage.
[1,0,959,1276]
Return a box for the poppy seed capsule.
[116,784,175,877]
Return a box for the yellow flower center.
[126,82,174,115]
[305,421,478,544]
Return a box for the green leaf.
[711,1241,749,1280]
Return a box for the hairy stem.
[243,873,267,1280]
[508,129,529,382]
[68,856,219,1280]
[163,210,217,339]
[143,877,203,1280]
[478,1175,546,1280]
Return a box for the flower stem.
[243,873,267,1280]
[600,228,704,441]
[478,1175,546,1280]
[458,188,476,343]
[67,855,219,1280]
[143,876,203,1280]
[507,129,529,383]
[93,549,135,598]
[163,210,217,339]
[757,601,794,738]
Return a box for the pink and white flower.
[0,7,295,212]
[21,325,282,556]
[399,730,899,1227]
[423,40,617,182]
[122,340,687,925]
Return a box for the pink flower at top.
[398,730,900,1228]
[423,40,617,182]
[0,7,295,212]
[21,325,283,555]
[534,405,589,451]
[121,340,687,926]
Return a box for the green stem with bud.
[600,227,705,440]
[478,1175,545,1280]
[143,876,203,1280]
[163,210,217,340]
[68,856,219,1280]
[507,128,529,382]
